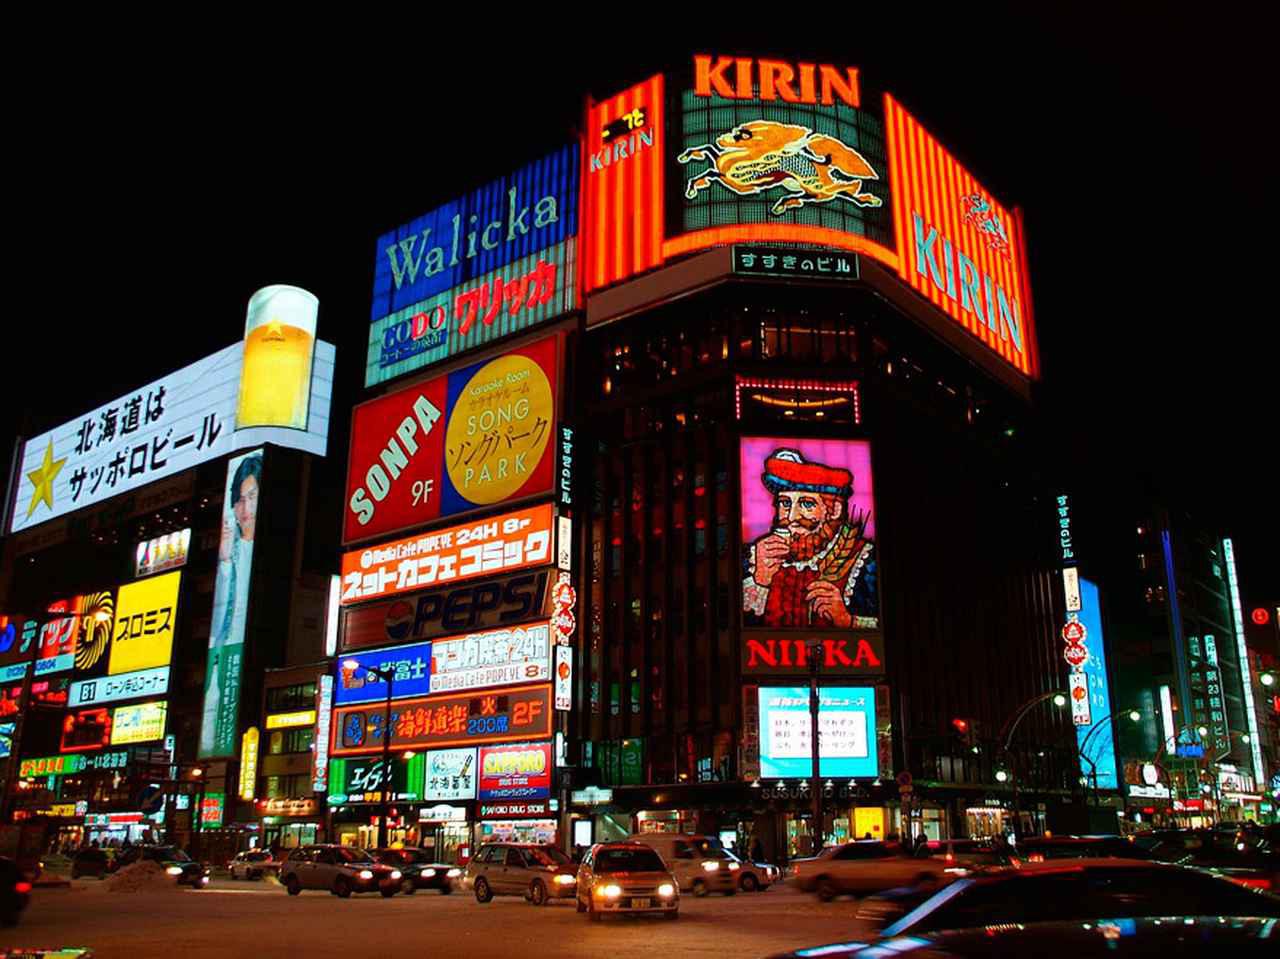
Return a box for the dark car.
[115,845,209,888]
[1143,829,1280,891]
[69,846,117,879]
[879,859,1280,937]
[0,857,32,927]
[1014,835,1154,863]
[767,916,1280,959]
[373,848,462,894]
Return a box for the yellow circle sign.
[446,352,554,505]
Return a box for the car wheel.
[664,910,679,921]
[334,877,352,899]
[400,880,416,895]
[530,880,547,906]
[740,873,759,892]
[286,876,301,896]
[474,877,493,903]
[381,887,397,898]
[816,877,838,902]
[692,879,708,897]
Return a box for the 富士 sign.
[340,503,555,605]
[335,641,433,707]
[368,146,578,388]
[8,340,335,534]
[331,684,552,756]
[344,335,559,544]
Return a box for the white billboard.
[424,747,477,801]
[8,336,335,534]
[429,621,552,694]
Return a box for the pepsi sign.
[340,570,551,652]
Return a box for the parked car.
[279,845,401,898]
[69,846,117,879]
[0,857,32,928]
[766,916,1280,959]
[575,842,679,921]
[792,841,951,901]
[880,859,1280,937]
[724,849,776,891]
[464,842,578,905]
[625,833,737,896]
[228,849,280,880]
[373,848,462,895]
[115,845,209,888]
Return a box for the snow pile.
[104,859,183,893]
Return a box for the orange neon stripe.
[662,225,900,271]
[650,74,665,270]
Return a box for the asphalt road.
[4,878,874,959]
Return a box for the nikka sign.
[742,631,885,677]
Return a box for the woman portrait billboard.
[199,448,263,758]
[740,438,877,630]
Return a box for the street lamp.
[1128,710,1142,723]
[343,658,396,849]
[806,642,823,853]
[996,690,1069,837]
[1260,672,1276,688]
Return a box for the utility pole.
[342,658,396,849]
[807,642,823,853]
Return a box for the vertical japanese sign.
[199,449,264,759]
[312,674,334,793]
[1073,579,1117,790]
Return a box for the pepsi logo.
[384,601,415,642]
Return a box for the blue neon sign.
[758,686,878,779]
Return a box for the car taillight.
[1028,854,1044,863]
[1229,876,1272,890]
[14,882,32,894]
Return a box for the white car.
[228,850,279,880]
[792,841,952,901]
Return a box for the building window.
[264,774,311,799]
[265,682,317,713]
[268,727,314,755]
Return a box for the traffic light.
[951,718,979,752]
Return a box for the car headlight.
[598,884,622,898]
[423,868,436,878]
[446,868,462,878]
[200,876,210,885]
[728,862,740,871]
[701,861,720,872]
[389,870,402,880]
[359,870,374,880]
[166,867,184,876]
[554,874,576,885]
[658,883,675,897]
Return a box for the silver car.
[279,845,401,898]
[464,843,578,906]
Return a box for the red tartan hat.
[762,449,853,497]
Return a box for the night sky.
[7,14,1274,600]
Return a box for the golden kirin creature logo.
[75,591,114,670]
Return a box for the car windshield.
[334,848,375,864]
[152,847,190,862]
[595,848,667,873]
[246,852,270,861]
[527,847,573,867]
[689,838,727,858]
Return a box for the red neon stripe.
[662,225,899,270]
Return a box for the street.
[3,879,874,959]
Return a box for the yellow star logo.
[26,439,66,518]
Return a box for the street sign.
[896,771,912,786]
[1062,621,1087,644]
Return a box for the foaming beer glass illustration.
[237,285,318,430]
